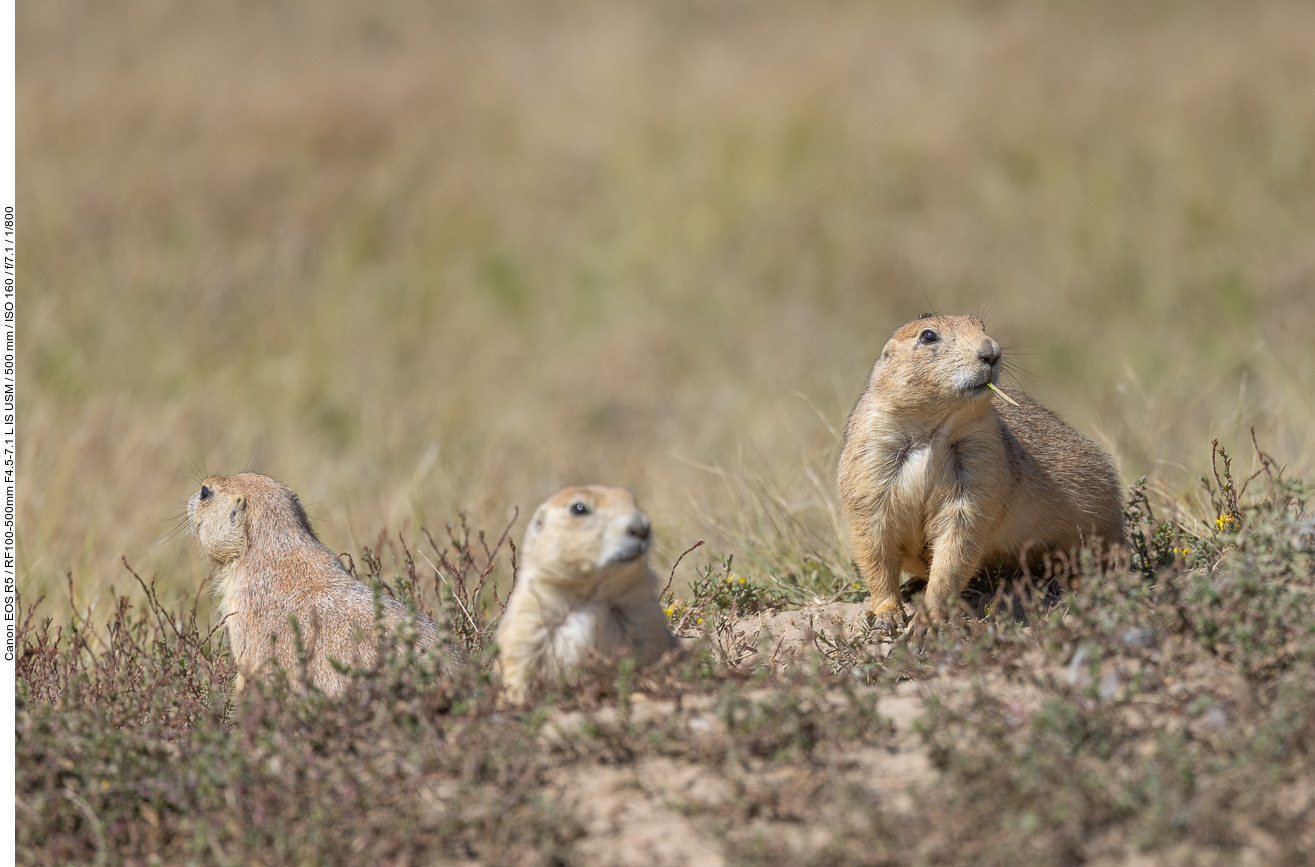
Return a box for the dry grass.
[16,7,1315,860]
[16,445,1315,865]
[19,0,1315,619]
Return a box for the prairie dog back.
[188,472,443,694]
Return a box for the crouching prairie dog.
[188,472,443,695]
[496,486,678,702]
[837,314,1125,626]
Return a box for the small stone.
[1122,627,1157,648]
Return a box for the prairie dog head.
[520,486,652,587]
[187,473,315,565]
[870,314,1002,410]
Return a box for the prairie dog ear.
[229,495,247,527]
[522,506,547,552]
[871,342,895,380]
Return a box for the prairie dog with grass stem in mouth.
[496,486,677,702]
[837,314,1125,626]
[188,472,443,695]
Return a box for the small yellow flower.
[696,618,704,625]
[1216,515,1236,530]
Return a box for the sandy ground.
[541,602,936,866]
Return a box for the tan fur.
[188,472,442,695]
[496,486,677,702]
[837,315,1125,624]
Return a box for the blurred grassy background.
[18,0,1315,619]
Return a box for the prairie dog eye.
[570,502,591,516]
[919,329,939,345]
[200,485,212,501]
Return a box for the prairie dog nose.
[627,514,651,541]
[977,338,1001,366]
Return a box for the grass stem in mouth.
[988,382,1020,406]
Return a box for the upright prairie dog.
[837,314,1125,624]
[496,486,677,702]
[188,472,441,695]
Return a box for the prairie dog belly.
[884,439,958,578]
[548,604,612,670]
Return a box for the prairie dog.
[188,472,441,695]
[837,314,1124,624]
[496,486,677,702]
